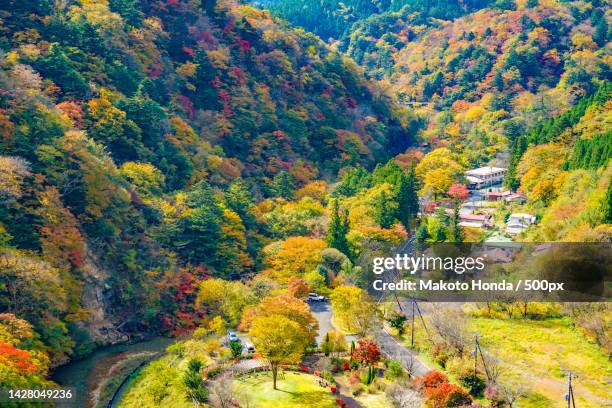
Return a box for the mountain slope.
[0,0,415,376]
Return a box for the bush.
[205,366,223,378]
[416,370,448,390]
[367,380,384,394]
[425,381,472,408]
[229,339,243,358]
[351,383,364,396]
[360,366,377,385]
[459,374,486,397]
[385,359,404,380]
[444,386,472,407]
[321,370,335,383]
[444,356,473,379]
[430,343,450,368]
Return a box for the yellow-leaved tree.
[249,315,308,389]
[330,285,381,337]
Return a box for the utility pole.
[410,299,415,349]
[565,371,577,408]
[473,334,479,378]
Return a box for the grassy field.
[472,316,611,408]
[233,372,337,408]
[402,313,611,408]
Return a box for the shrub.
[367,380,384,394]
[425,381,471,408]
[385,359,404,380]
[351,383,365,396]
[342,361,350,371]
[321,370,335,383]
[229,339,243,358]
[331,385,337,394]
[444,386,472,407]
[431,343,450,368]
[459,374,486,397]
[299,366,309,373]
[360,366,377,385]
[444,356,473,379]
[205,366,223,378]
[416,370,448,391]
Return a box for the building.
[504,193,526,204]
[506,213,536,235]
[487,191,511,201]
[465,166,506,189]
[446,209,494,229]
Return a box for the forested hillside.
[259,0,492,42]
[0,0,610,402]
[0,0,415,384]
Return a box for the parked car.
[228,331,239,342]
[307,292,325,301]
[244,341,255,354]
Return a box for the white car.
[228,331,239,342]
[308,293,325,301]
[244,341,255,354]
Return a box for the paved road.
[308,300,360,345]
[308,300,332,345]
[375,329,431,377]
[310,299,431,377]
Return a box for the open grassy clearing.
[472,316,611,408]
[232,372,337,408]
[401,314,611,408]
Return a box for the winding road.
[308,300,431,378]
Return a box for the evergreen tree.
[375,191,396,228]
[193,50,219,109]
[109,0,143,26]
[493,70,504,91]
[449,204,464,243]
[396,164,419,230]
[174,181,223,268]
[225,178,255,227]
[604,181,612,224]
[593,13,608,46]
[429,207,449,242]
[415,222,430,248]
[326,199,351,257]
[271,171,295,200]
[36,44,89,97]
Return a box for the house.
[465,166,507,189]
[506,213,536,235]
[487,191,511,201]
[446,209,494,229]
[504,193,527,204]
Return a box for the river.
[52,337,173,408]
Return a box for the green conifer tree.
[375,190,395,229]
[326,199,351,257]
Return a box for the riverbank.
[52,338,173,408]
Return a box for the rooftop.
[466,166,507,176]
